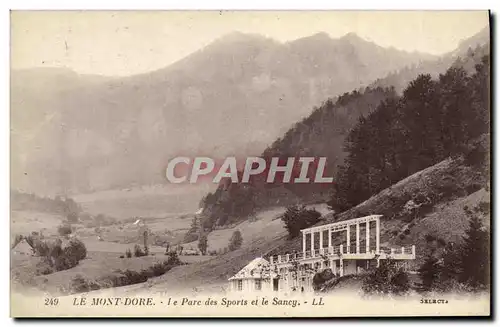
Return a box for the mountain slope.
[11,32,432,195]
[370,26,490,93]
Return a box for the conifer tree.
[418,254,440,292]
[459,215,489,290]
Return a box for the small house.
[228,257,278,292]
[12,239,34,256]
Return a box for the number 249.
[44,298,59,306]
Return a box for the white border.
[2,1,498,326]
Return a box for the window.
[255,279,262,291]
[237,280,243,291]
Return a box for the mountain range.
[11,30,471,195]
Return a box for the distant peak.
[340,32,364,42]
[216,31,273,43]
[310,32,331,39]
[288,32,331,45]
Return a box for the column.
[332,260,337,275]
[346,225,350,253]
[311,232,315,256]
[366,221,370,253]
[302,232,306,255]
[320,230,324,252]
[339,259,344,277]
[356,223,360,254]
[375,218,380,254]
[285,269,289,291]
[328,229,332,249]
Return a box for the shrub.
[134,244,146,257]
[58,224,72,236]
[64,239,87,261]
[32,239,50,257]
[35,258,54,275]
[119,255,124,258]
[125,249,132,258]
[362,260,410,297]
[228,230,243,251]
[166,251,181,266]
[399,234,405,240]
[53,251,78,271]
[417,254,440,292]
[475,201,491,215]
[70,275,91,293]
[281,205,322,238]
[312,268,335,291]
[424,234,436,243]
[404,229,411,235]
[437,238,447,247]
[122,270,148,284]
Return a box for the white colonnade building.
[229,215,416,293]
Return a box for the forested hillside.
[370,29,489,93]
[195,87,396,234]
[196,44,489,237]
[328,54,489,212]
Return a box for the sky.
[11,10,489,76]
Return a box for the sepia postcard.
[10,10,491,318]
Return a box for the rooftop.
[300,214,382,234]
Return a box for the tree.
[12,234,24,248]
[434,242,461,293]
[183,216,200,243]
[312,268,335,291]
[362,259,410,297]
[228,230,243,251]
[281,205,321,238]
[134,244,145,257]
[459,215,489,290]
[64,238,87,261]
[167,251,181,266]
[198,234,208,255]
[66,211,79,223]
[143,230,149,255]
[418,254,440,292]
[62,197,81,223]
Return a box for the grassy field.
[72,184,211,218]
[182,204,330,253]
[11,184,216,295]
[11,210,64,239]
[11,248,214,295]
